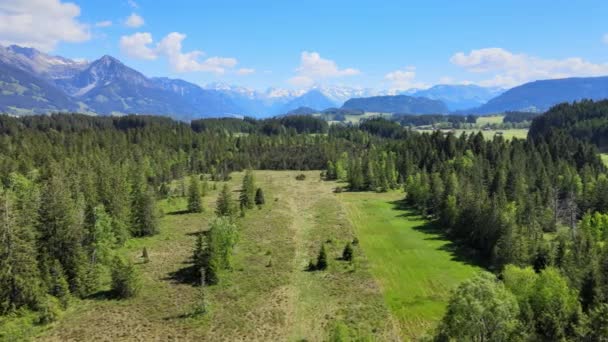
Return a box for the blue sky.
[2,0,608,90]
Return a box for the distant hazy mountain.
[284,106,318,116]
[342,95,448,114]
[411,84,504,111]
[473,76,608,114]
[203,84,374,117]
[0,45,245,119]
[0,59,82,114]
[279,89,337,114]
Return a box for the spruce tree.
[255,188,265,206]
[0,188,42,314]
[216,184,235,217]
[316,244,328,270]
[110,256,140,299]
[38,167,87,297]
[187,175,203,213]
[131,185,159,237]
[239,170,256,210]
[342,242,353,262]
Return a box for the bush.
[110,256,141,299]
[36,296,62,325]
[296,174,306,181]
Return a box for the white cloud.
[603,33,608,45]
[384,67,428,91]
[95,20,112,28]
[119,32,156,60]
[127,0,138,9]
[125,13,144,28]
[0,0,90,52]
[450,47,608,87]
[236,68,255,75]
[288,51,359,87]
[119,31,241,74]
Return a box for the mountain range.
[1,44,608,119]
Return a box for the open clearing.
[20,171,480,341]
[340,192,480,339]
[418,128,528,140]
[33,171,398,341]
[476,115,504,125]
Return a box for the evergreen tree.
[0,188,42,314]
[187,175,203,213]
[110,256,140,299]
[131,185,159,237]
[255,188,265,206]
[342,242,353,261]
[316,244,328,270]
[216,184,235,217]
[38,168,87,297]
[239,170,256,210]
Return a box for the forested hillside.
[529,99,608,150]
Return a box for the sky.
[1,0,608,91]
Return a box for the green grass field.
[340,191,480,339]
[418,128,528,140]
[476,115,504,126]
[5,171,480,341]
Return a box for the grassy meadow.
[4,171,482,341]
[340,191,481,339]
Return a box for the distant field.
[340,191,480,339]
[476,115,504,126]
[602,154,608,166]
[418,128,528,140]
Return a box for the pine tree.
[316,244,328,270]
[38,167,87,297]
[131,185,159,237]
[216,184,235,217]
[239,170,256,210]
[110,256,140,299]
[0,187,42,314]
[342,242,353,261]
[255,188,265,206]
[187,175,203,213]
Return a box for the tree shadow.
[86,289,120,301]
[388,199,488,269]
[166,209,191,215]
[164,263,200,286]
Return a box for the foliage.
[110,256,140,299]
[187,175,203,213]
[436,272,521,341]
[215,184,236,217]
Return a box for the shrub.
[296,174,306,181]
[36,296,62,325]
